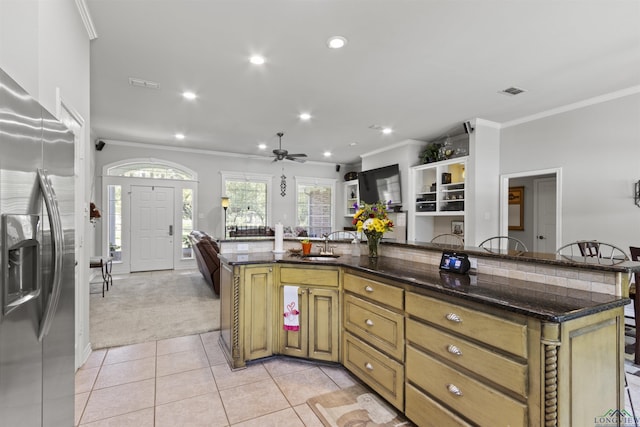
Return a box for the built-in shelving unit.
[412,157,467,215]
[344,180,359,217]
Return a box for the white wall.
[500,92,640,252]
[0,0,92,368]
[93,141,341,250]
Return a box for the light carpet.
[307,384,412,427]
[90,269,220,349]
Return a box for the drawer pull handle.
[445,313,462,323]
[364,286,374,293]
[447,345,462,356]
[365,319,374,326]
[365,362,374,371]
[447,383,463,396]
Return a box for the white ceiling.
[86,0,640,165]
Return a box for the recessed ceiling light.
[175,133,185,140]
[182,91,197,100]
[323,151,332,157]
[299,113,311,121]
[382,127,393,135]
[327,36,347,49]
[258,143,267,150]
[349,142,358,146]
[249,55,265,65]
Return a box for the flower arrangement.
[352,201,394,257]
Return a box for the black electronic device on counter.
[439,251,471,274]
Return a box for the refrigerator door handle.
[37,169,64,341]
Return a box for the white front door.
[533,178,557,253]
[130,185,174,272]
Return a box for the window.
[107,162,194,180]
[295,177,336,237]
[107,185,122,261]
[182,189,194,258]
[221,172,272,234]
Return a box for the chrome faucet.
[319,231,357,255]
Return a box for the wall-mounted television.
[358,164,402,207]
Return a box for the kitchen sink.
[301,254,340,261]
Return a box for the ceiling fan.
[272,132,307,163]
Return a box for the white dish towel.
[283,285,300,331]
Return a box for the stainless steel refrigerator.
[0,68,75,426]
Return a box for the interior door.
[130,185,174,272]
[533,178,556,253]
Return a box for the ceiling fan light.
[382,127,393,135]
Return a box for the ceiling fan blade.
[286,153,307,158]
[286,156,306,163]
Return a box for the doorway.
[499,168,562,254]
[130,185,175,272]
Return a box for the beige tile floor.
[75,331,359,426]
[77,330,640,426]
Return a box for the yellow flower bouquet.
[352,201,394,258]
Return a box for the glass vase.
[366,233,381,258]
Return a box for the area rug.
[307,384,412,427]
[90,269,220,349]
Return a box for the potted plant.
[300,239,312,255]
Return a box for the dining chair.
[479,236,528,253]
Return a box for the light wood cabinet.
[405,291,624,427]
[243,265,274,361]
[342,272,405,410]
[278,266,340,362]
[219,262,275,369]
[220,260,625,427]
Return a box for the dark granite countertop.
[218,237,640,274]
[218,252,630,323]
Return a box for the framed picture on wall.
[451,220,464,235]
[508,186,524,230]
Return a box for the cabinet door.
[308,287,339,362]
[279,286,309,358]
[243,266,274,360]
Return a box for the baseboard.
[77,342,92,370]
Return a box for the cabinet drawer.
[344,294,404,360]
[405,383,472,427]
[406,318,527,397]
[406,292,528,358]
[280,267,339,287]
[344,273,403,310]
[343,332,404,410]
[406,346,527,427]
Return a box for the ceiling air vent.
[128,77,159,89]
[499,86,527,96]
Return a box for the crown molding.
[101,139,335,167]
[75,0,97,40]
[502,85,640,129]
[359,138,425,159]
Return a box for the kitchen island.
[218,242,637,426]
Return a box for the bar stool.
[90,256,113,297]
